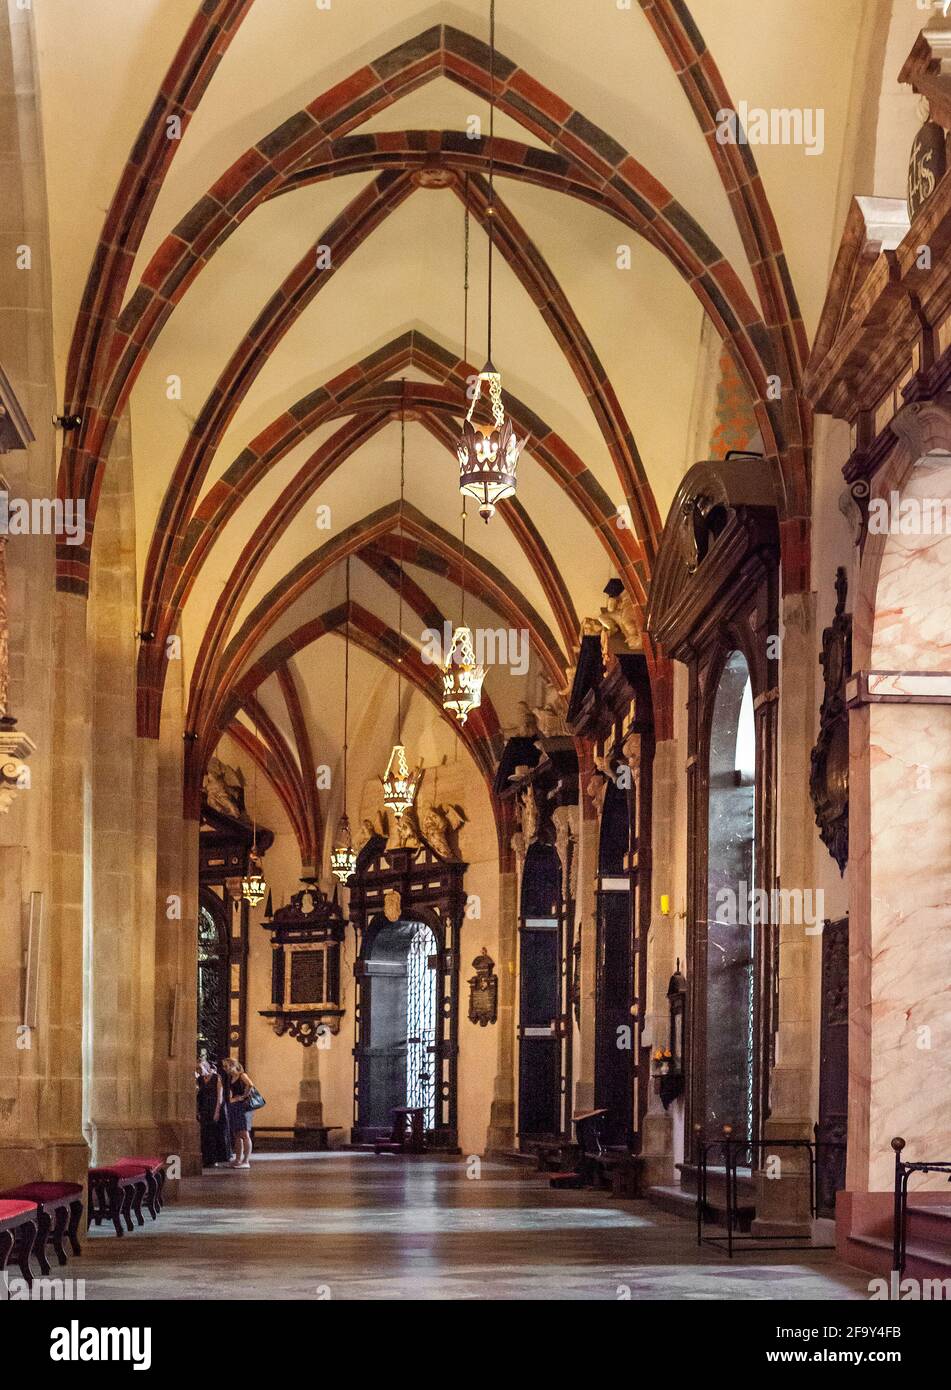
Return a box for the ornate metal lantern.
[442,624,485,724]
[241,849,268,907]
[381,742,421,821]
[330,812,356,884]
[457,368,521,523]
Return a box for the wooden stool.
[0,1183,83,1274]
[87,1163,148,1237]
[0,1199,38,1290]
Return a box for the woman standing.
[196,1058,231,1167]
[221,1057,256,1168]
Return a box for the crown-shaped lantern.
[381,743,421,820]
[457,367,521,523]
[241,848,268,907]
[330,812,357,884]
[442,625,485,724]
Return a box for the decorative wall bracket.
[467,947,498,1026]
[0,726,35,813]
[810,568,851,874]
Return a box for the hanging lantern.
[458,367,521,522]
[241,849,268,907]
[442,625,485,724]
[381,743,421,820]
[330,812,357,884]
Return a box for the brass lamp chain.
[342,555,350,815]
[251,717,258,854]
[461,188,470,633]
[486,0,495,364]
[397,378,406,741]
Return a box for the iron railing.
[891,1136,951,1277]
[695,1124,845,1256]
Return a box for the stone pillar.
[485,851,518,1153]
[752,591,818,1234]
[44,588,91,1182]
[295,1045,324,1129]
[640,737,678,1187]
[0,0,73,1186]
[152,635,201,1175]
[85,412,160,1162]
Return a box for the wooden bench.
[254,1125,342,1152]
[0,1199,38,1290]
[88,1160,154,1237]
[0,1182,83,1274]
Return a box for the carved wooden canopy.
[646,453,780,663]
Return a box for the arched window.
[706,650,756,1141]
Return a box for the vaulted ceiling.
[34,0,878,869]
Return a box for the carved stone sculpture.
[203,755,247,820]
[423,802,466,860]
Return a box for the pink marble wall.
[865,455,951,1189]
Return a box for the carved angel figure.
[597,578,643,652]
[423,803,466,859]
[532,677,569,737]
[397,807,423,849]
[203,756,247,819]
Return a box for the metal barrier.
[695,1124,845,1257]
[891,1136,951,1276]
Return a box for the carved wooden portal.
[198,802,273,1063]
[647,454,780,1150]
[350,843,466,1148]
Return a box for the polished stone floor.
[79,1153,871,1300]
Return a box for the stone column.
[485,845,519,1153]
[85,412,161,1162]
[640,736,678,1187]
[43,588,91,1182]
[0,0,72,1186]
[152,634,201,1175]
[295,1044,324,1129]
[752,591,818,1234]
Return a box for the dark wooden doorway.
[518,842,566,1141]
[816,914,848,1217]
[356,917,439,1134]
[350,843,466,1149]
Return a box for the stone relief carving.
[552,804,579,900]
[586,769,609,816]
[422,802,466,859]
[531,676,570,737]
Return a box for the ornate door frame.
[349,842,467,1149]
[647,454,780,1151]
